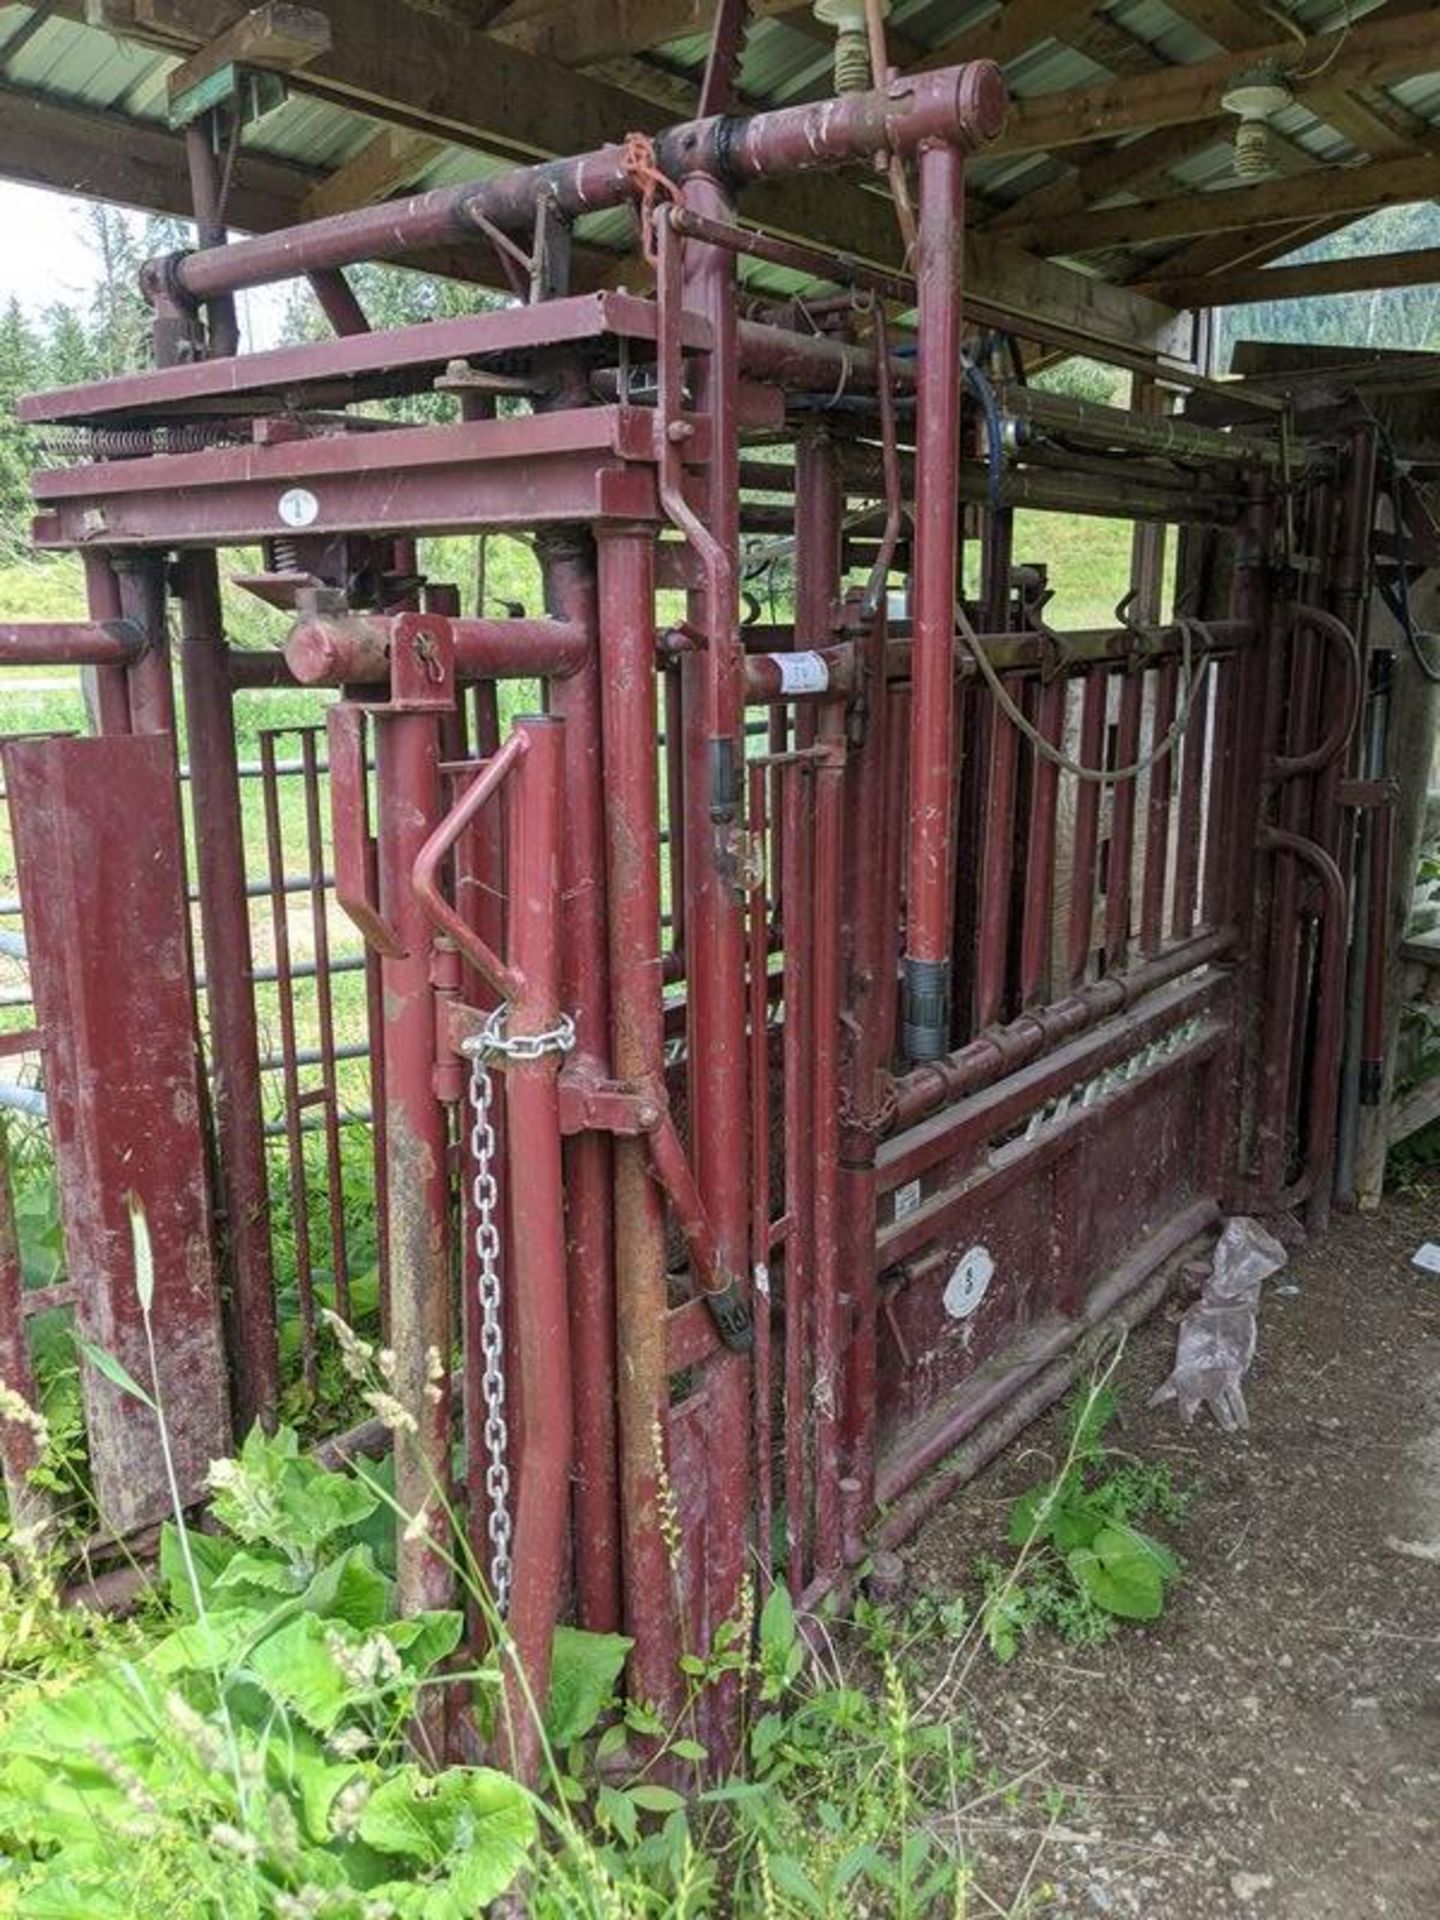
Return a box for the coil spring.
[33,422,247,462]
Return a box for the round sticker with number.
[277,487,320,528]
[943,1245,994,1320]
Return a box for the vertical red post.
[838,600,891,1544]
[498,715,573,1784]
[1066,668,1109,986]
[175,551,280,1431]
[903,139,965,1060]
[374,709,455,1621]
[81,552,132,736]
[539,532,621,1634]
[598,524,684,1724]
[679,174,750,1699]
[794,433,845,1580]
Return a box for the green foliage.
[979,1383,1188,1661]
[0,1423,540,1919]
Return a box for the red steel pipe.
[286,613,589,686]
[794,432,845,1583]
[678,174,750,1751]
[80,553,132,735]
[493,715,573,1786]
[539,531,621,1635]
[373,709,455,1639]
[156,65,1005,305]
[0,621,143,667]
[890,926,1238,1133]
[596,524,684,1724]
[175,551,280,1432]
[902,138,967,1061]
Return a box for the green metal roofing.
[0,0,1434,292]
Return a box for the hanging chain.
[461,1002,577,1619]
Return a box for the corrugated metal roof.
[0,0,1434,295]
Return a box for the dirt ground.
[908,1189,1440,1920]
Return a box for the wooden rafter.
[1127,215,1353,297]
[1010,150,1440,256]
[0,76,617,293]
[492,0,811,65]
[299,126,445,220]
[1146,243,1440,308]
[67,0,948,279]
[1162,0,1436,161]
[993,7,1439,155]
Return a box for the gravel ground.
[905,1190,1440,1919]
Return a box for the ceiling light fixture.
[812,0,888,96]
[1220,58,1295,178]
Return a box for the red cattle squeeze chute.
[2,40,1368,1784]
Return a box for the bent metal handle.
[412,729,529,1002]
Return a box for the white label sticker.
[277,486,320,528]
[894,1178,923,1222]
[943,1245,995,1321]
[775,650,829,695]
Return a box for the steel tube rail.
[539,530,621,1636]
[902,137,966,1061]
[596,524,684,1725]
[875,1200,1219,1534]
[1260,826,1348,1232]
[175,552,280,1431]
[0,621,144,667]
[494,715,573,1788]
[677,169,751,1768]
[80,553,133,735]
[889,929,1238,1134]
[794,432,845,1584]
[373,706,455,1643]
[995,383,1281,469]
[286,614,590,686]
[152,65,1005,307]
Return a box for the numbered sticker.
[277,487,320,528]
[943,1245,994,1321]
[775,650,829,695]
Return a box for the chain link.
[461,1003,576,1618]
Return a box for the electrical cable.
[1373,420,1440,684]
[956,602,1215,785]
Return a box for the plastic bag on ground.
[1150,1216,1288,1432]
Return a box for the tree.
[0,297,41,546]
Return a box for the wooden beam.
[66,0,933,281]
[1126,215,1348,298]
[0,75,315,227]
[4,19,1193,368]
[493,0,811,64]
[299,125,445,219]
[164,2,330,104]
[0,78,613,295]
[912,0,1102,75]
[1162,0,1430,160]
[992,7,1439,155]
[965,226,1195,361]
[1011,151,1440,256]
[1146,244,1440,309]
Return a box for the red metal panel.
[2,734,230,1531]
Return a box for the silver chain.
[461,1003,576,1618]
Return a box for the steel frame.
[0,51,1389,1779]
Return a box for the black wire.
[1376,425,1440,685]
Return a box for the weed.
[975,1371,1188,1664]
